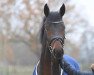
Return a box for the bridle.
[44,20,65,59]
[48,37,65,59]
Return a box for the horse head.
[41,4,65,59]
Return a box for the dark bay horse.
[33,3,94,75]
[37,4,66,75]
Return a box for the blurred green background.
[0,0,94,75]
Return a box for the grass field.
[0,65,34,75]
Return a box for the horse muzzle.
[49,38,64,59]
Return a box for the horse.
[33,3,94,75]
[33,4,80,75]
[37,4,65,75]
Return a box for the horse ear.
[59,4,65,17]
[44,4,50,17]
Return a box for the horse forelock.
[46,12,62,22]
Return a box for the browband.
[48,21,63,24]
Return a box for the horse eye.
[44,25,52,36]
[59,28,65,36]
[47,30,52,36]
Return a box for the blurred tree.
[0,0,93,70]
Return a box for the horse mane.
[40,16,46,44]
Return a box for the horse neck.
[38,47,61,75]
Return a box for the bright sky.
[65,0,94,44]
[73,0,94,27]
